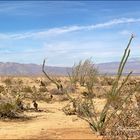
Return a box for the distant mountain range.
[97,60,140,75]
[0,59,139,76]
[0,62,71,76]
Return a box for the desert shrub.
[68,62,81,85]
[16,79,23,85]
[39,87,48,92]
[22,86,33,93]
[64,35,139,138]
[0,102,17,118]
[67,58,98,100]
[85,35,136,135]
[92,86,107,98]
[68,59,98,88]
[62,96,94,117]
[56,94,69,102]
[100,76,115,86]
[76,97,94,117]
[135,93,140,110]
[50,88,64,95]
[66,84,77,93]
[3,78,12,86]
[0,95,24,118]
[29,86,51,102]
[126,78,137,86]
[103,102,140,139]
[135,82,140,93]
[62,101,76,115]
[0,85,5,93]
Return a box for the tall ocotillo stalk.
[78,34,135,135]
[42,59,63,91]
[97,34,134,134]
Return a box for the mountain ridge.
[0,60,139,76]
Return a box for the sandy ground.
[0,101,102,139]
[1,76,138,139]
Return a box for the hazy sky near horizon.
[0,1,140,66]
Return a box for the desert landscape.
[0,36,140,139]
[0,76,102,139]
[0,1,140,139]
[0,75,139,139]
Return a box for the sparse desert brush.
[63,35,139,139]
[0,94,24,118]
[135,81,140,93]
[22,86,33,93]
[49,88,64,95]
[3,77,13,86]
[15,79,23,85]
[100,76,115,86]
[0,85,5,93]
[62,95,95,117]
[103,101,140,139]
[56,94,69,102]
[62,100,77,115]
[85,35,137,136]
[39,87,48,92]
[68,58,98,87]
[135,93,140,110]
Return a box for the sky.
[0,1,140,66]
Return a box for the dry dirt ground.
[0,101,102,139]
[0,76,139,139]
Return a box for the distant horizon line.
[0,57,139,67]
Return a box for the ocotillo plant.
[42,59,63,91]
[65,35,136,136]
[85,34,135,135]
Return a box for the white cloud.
[0,17,140,40]
[119,30,132,35]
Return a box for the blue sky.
[0,1,140,66]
